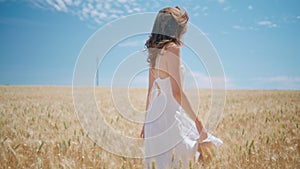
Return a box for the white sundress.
[144,48,223,169]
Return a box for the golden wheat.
[0,86,299,168]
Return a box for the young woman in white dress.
[140,6,223,169]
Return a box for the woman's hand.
[198,128,208,143]
[195,118,208,143]
[140,125,145,138]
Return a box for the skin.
[140,43,208,143]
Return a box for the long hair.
[145,6,189,67]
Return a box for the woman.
[140,7,222,168]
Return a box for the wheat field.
[0,86,299,168]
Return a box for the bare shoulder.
[163,43,181,68]
[164,42,180,57]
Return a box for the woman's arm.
[166,45,207,140]
[145,68,155,111]
[140,68,155,138]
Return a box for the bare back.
[151,53,169,80]
[151,43,180,80]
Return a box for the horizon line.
[0,84,299,91]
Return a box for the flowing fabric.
[144,51,223,169]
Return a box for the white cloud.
[232,24,257,31]
[223,6,231,11]
[232,25,243,30]
[202,6,208,12]
[296,16,300,19]
[99,12,107,19]
[188,71,231,89]
[257,20,277,28]
[87,24,97,30]
[192,5,200,12]
[133,7,141,12]
[73,0,81,6]
[248,5,253,11]
[118,0,128,3]
[104,3,110,10]
[47,0,68,12]
[253,76,300,90]
[64,0,73,6]
[220,31,229,35]
[201,6,208,16]
[257,21,272,25]
[256,76,300,83]
[27,0,148,27]
[218,0,225,4]
[109,9,124,14]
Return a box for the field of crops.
[0,86,299,168]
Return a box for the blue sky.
[0,0,299,89]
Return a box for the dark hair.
[145,6,189,67]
